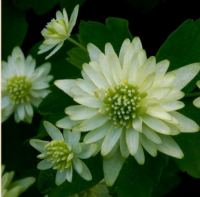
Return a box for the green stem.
[184,92,200,98]
[67,37,87,52]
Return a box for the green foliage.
[109,153,168,197]
[38,154,103,197]
[156,19,200,93]
[173,98,200,178]
[79,17,133,54]
[2,0,28,60]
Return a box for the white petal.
[128,54,139,85]
[87,43,102,62]
[139,72,156,92]
[54,79,76,97]
[76,79,97,94]
[55,168,67,186]
[158,101,185,111]
[133,144,145,165]
[37,159,53,170]
[30,97,42,107]
[152,73,176,88]
[141,114,171,134]
[193,97,200,108]
[72,157,83,174]
[119,38,131,65]
[132,116,142,132]
[132,37,143,52]
[83,64,109,89]
[68,5,79,33]
[17,104,25,120]
[146,87,171,100]
[103,148,125,186]
[74,95,104,108]
[45,41,64,59]
[120,129,129,158]
[29,139,49,153]
[84,121,111,143]
[75,143,97,159]
[126,127,139,155]
[156,134,184,158]
[165,123,180,135]
[140,134,157,157]
[162,89,184,102]
[105,43,115,58]
[89,61,103,75]
[142,124,162,144]
[66,165,73,182]
[63,130,80,146]
[101,126,123,156]
[169,111,199,133]
[78,160,92,181]
[43,121,64,140]
[137,49,147,68]
[78,114,108,131]
[1,95,10,109]
[56,116,79,129]
[154,60,169,80]
[70,86,86,96]
[170,63,200,90]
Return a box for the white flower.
[30,121,97,186]
[38,5,79,59]
[44,179,111,197]
[193,80,200,108]
[1,165,35,197]
[1,47,53,123]
[55,37,200,186]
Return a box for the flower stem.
[67,37,87,52]
[184,92,200,98]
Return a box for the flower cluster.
[30,121,97,185]
[1,165,35,197]
[1,47,52,123]
[55,37,200,185]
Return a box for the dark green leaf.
[109,153,168,197]
[156,19,200,93]
[79,17,133,54]
[60,0,87,15]
[173,98,200,178]
[38,154,104,197]
[2,0,28,60]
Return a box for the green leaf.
[67,47,90,69]
[60,0,87,15]
[156,19,200,93]
[79,17,133,54]
[2,0,28,60]
[109,153,168,197]
[152,159,181,197]
[173,98,200,178]
[38,154,104,196]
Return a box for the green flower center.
[104,80,147,128]
[44,140,74,171]
[6,76,32,104]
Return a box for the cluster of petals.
[30,121,97,186]
[38,5,79,59]
[55,37,200,185]
[1,165,35,197]
[193,80,200,108]
[1,47,52,123]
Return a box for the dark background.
[3,0,200,196]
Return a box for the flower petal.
[79,160,92,181]
[66,166,73,182]
[120,129,129,158]
[132,37,143,52]
[56,116,79,129]
[69,5,79,33]
[55,168,67,186]
[87,43,102,62]
[133,144,145,165]
[126,127,139,155]
[63,130,80,146]
[158,101,185,111]
[72,157,83,174]
[75,143,97,159]
[132,116,142,132]
[43,121,64,140]
[193,97,200,108]
[76,79,97,94]
[29,139,49,153]
[119,38,131,65]
[37,159,53,170]
[154,60,169,80]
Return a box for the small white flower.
[1,165,35,197]
[55,37,200,186]
[38,5,79,59]
[1,47,53,123]
[30,121,97,186]
[193,80,200,108]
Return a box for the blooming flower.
[1,47,52,123]
[30,121,97,186]
[1,165,35,197]
[55,37,200,186]
[193,80,200,108]
[44,179,111,197]
[38,5,79,59]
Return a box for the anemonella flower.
[193,81,200,108]
[38,5,79,59]
[1,165,35,197]
[1,47,52,123]
[44,179,111,197]
[30,121,97,186]
[55,37,200,186]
